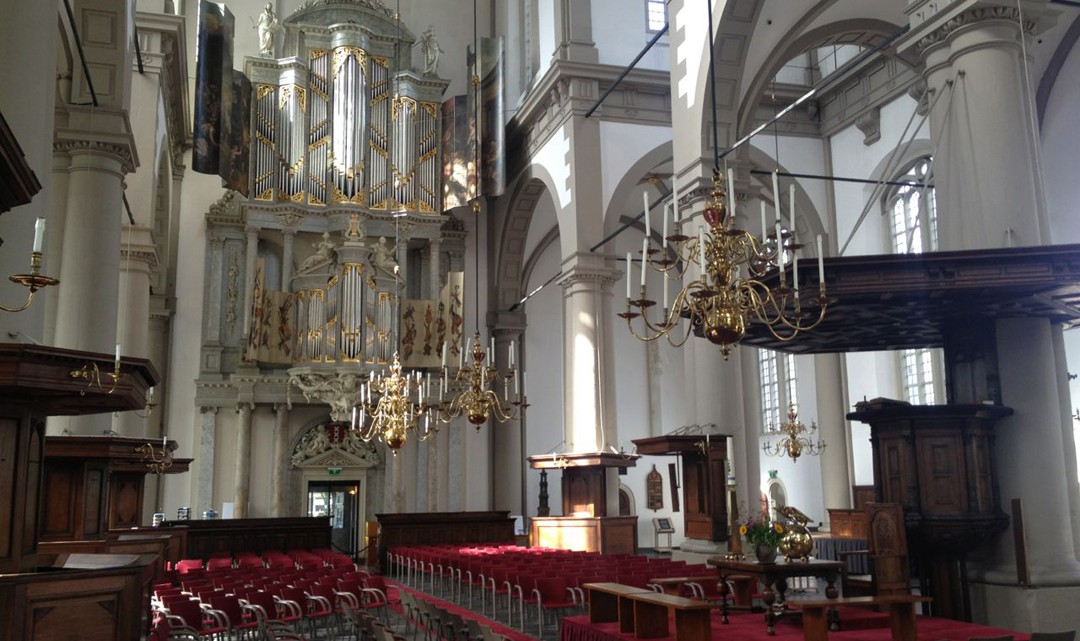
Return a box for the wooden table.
[629,592,714,641]
[797,595,931,641]
[583,582,653,634]
[707,557,843,635]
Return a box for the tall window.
[888,157,940,404]
[760,350,798,433]
[888,157,936,254]
[646,0,667,32]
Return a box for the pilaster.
[197,406,218,514]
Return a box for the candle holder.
[135,440,173,475]
[2,251,59,313]
[69,359,120,395]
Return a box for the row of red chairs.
[151,552,386,640]
[170,547,354,575]
[390,543,725,634]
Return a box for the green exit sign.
[327,467,342,475]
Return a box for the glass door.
[306,480,360,558]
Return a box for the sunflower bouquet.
[739,517,785,548]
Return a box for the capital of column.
[245,224,261,239]
[557,252,622,292]
[487,310,527,340]
[200,406,219,415]
[902,2,1051,58]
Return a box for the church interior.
[2,0,1080,639]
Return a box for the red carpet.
[560,607,1029,641]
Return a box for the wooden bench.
[795,595,931,641]
[583,582,653,634]
[648,575,717,596]
[628,592,713,641]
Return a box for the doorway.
[307,480,360,558]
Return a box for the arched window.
[887,157,936,254]
[760,349,798,433]
[887,157,941,404]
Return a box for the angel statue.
[252,3,282,57]
[414,25,444,74]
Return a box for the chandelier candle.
[643,191,651,237]
[727,168,736,218]
[817,235,824,281]
[761,202,767,240]
[640,238,648,287]
[33,218,45,253]
[626,252,632,299]
[772,169,781,222]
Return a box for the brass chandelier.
[352,352,435,454]
[763,403,825,461]
[435,330,524,427]
[619,170,829,358]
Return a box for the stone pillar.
[551,0,599,63]
[813,352,852,529]
[242,225,259,338]
[558,253,620,454]
[52,132,136,435]
[272,403,290,517]
[491,310,526,513]
[234,402,253,518]
[114,226,157,436]
[197,407,218,514]
[902,4,1053,251]
[281,229,296,289]
[989,317,1080,584]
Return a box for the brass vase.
[779,524,813,562]
[754,543,778,564]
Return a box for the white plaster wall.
[598,121,672,221]
[536,0,556,80]
[592,0,669,70]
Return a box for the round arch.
[493,166,562,311]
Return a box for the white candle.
[698,228,706,270]
[772,170,781,222]
[640,238,648,288]
[625,252,632,299]
[726,168,735,218]
[792,253,799,293]
[352,406,358,428]
[490,338,495,366]
[464,337,472,365]
[115,343,121,364]
[643,191,651,238]
[441,342,447,367]
[509,340,515,367]
[760,202,767,241]
[514,369,520,397]
[163,435,167,447]
[789,183,796,229]
[662,202,669,249]
[33,218,45,253]
[148,387,155,402]
[662,274,669,311]
[522,372,527,400]
[817,235,825,282]
[672,179,680,224]
[426,372,431,397]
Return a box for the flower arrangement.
[739,517,785,548]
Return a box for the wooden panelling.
[827,509,867,540]
[108,474,143,530]
[173,517,332,559]
[530,516,638,555]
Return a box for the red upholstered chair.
[163,596,230,640]
[531,576,575,638]
[207,592,261,640]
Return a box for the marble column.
[242,225,259,339]
[197,407,218,514]
[281,229,296,289]
[114,226,157,436]
[902,5,1053,250]
[272,403,290,517]
[988,317,1080,584]
[558,253,621,454]
[491,311,526,513]
[813,352,852,529]
[234,402,254,518]
[52,132,136,435]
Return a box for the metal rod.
[585,23,669,118]
[134,25,145,74]
[718,23,910,161]
[63,0,99,107]
[750,169,933,189]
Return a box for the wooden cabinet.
[633,435,730,542]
